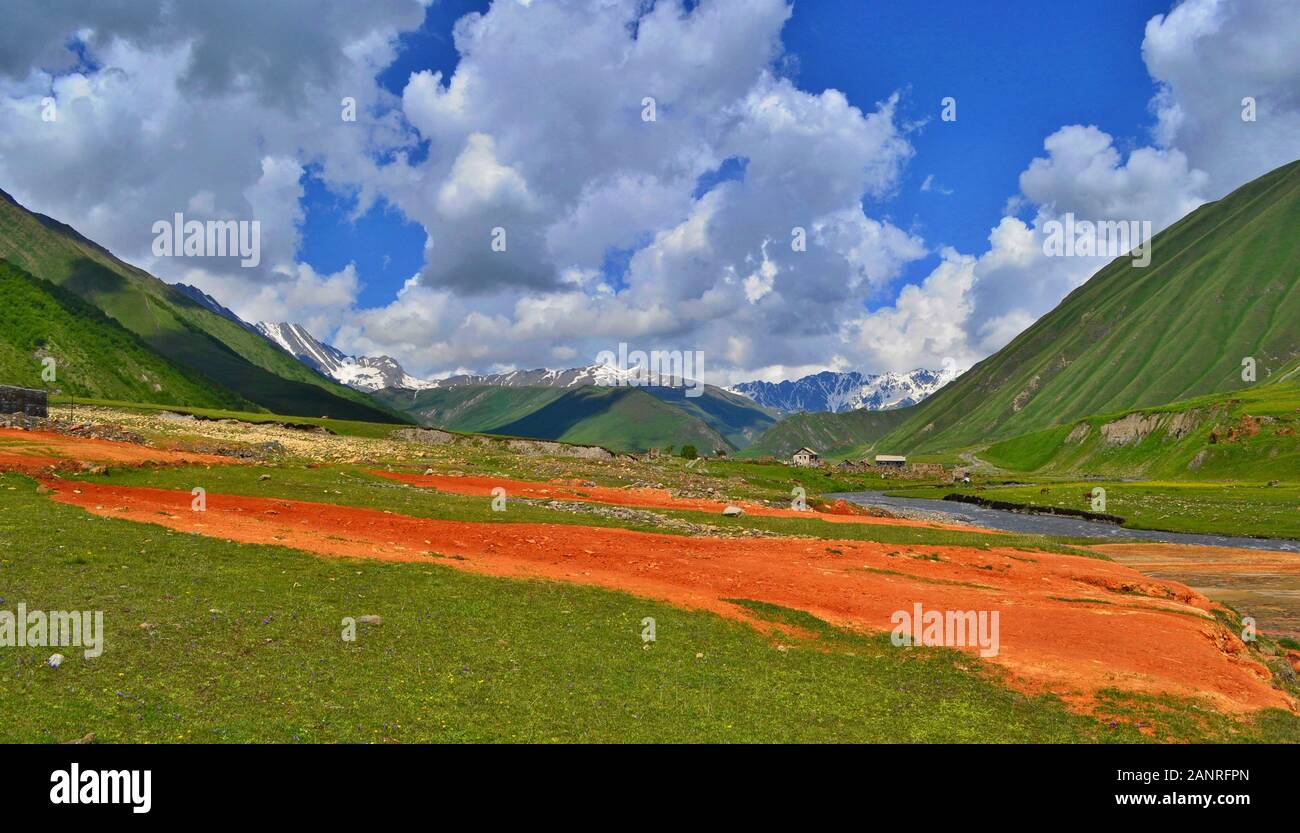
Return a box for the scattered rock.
[1267,480,1281,487]
[542,500,788,539]
[357,614,383,625]
[392,428,457,446]
[57,421,146,444]
[139,622,156,631]
[503,438,616,460]
[47,653,65,669]
[722,506,745,517]
[258,474,271,481]
[64,732,96,745]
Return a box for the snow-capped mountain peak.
[255,322,435,392]
[253,320,944,410]
[423,360,700,391]
[727,367,962,414]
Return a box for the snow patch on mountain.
[255,322,435,392]
[256,323,716,396]
[426,360,699,391]
[727,367,962,414]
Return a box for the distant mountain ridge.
[258,321,720,395]
[255,321,775,451]
[728,367,961,414]
[255,322,435,393]
[426,365,677,390]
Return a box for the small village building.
[792,447,820,467]
[874,454,907,468]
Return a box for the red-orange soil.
[45,479,1294,713]
[0,428,230,472]
[372,470,984,532]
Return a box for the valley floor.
[1,413,1298,743]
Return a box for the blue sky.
[786,0,1171,299]
[298,0,493,309]
[5,0,1293,382]
[301,0,1170,313]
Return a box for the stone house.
[792,447,820,467]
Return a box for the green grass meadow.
[4,471,1298,742]
[0,472,1129,743]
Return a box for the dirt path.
[372,470,990,532]
[0,428,232,472]
[959,450,1002,475]
[45,479,1293,714]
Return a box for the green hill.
[376,384,731,453]
[640,385,776,448]
[0,188,407,423]
[0,261,250,408]
[738,407,911,460]
[375,386,571,433]
[881,159,1300,454]
[977,363,1300,481]
[377,382,772,453]
[494,387,730,453]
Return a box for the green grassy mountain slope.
[641,385,776,448]
[374,386,570,433]
[978,362,1300,481]
[0,261,250,408]
[378,382,771,452]
[737,406,911,460]
[376,385,731,453]
[495,387,731,453]
[0,188,406,423]
[881,159,1300,454]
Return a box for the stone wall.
[0,385,47,418]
